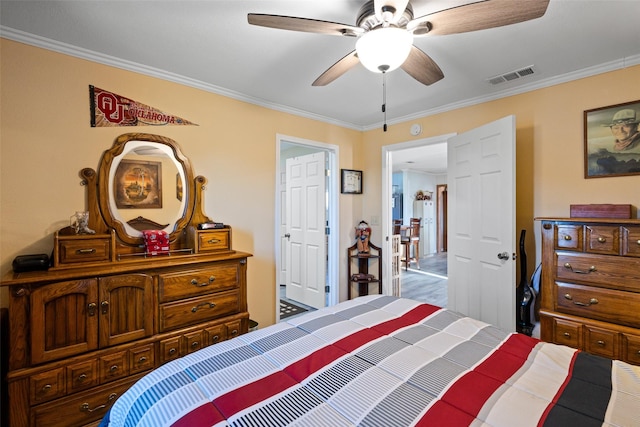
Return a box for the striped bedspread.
[102,296,640,427]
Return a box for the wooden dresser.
[1,133,252,426]
[538,217,640,365]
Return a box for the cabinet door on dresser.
[99,273,154,347]
[30,279,99,365]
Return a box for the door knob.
[284,233,291,240]
[497,252,510,261]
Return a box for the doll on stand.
[355,220,371,254]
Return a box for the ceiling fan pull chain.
[382,71,387,132]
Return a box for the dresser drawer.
[159,336,182,364]
[554,224,583,251]
[551,317,582,348]
[159,289,240,331]
[159,262,239,302]
[555,282,640,328]
[66,359,98,393]
[99,351,129,383]
[621,333,640,365]
[584,325,618,359]
[622,226,640,257]
[57,237,111,264]
[556,252,640,291]
[30,367,64,404]
[585,225,620,255]
[31,373,143,427]
[197,229,231,252]
[129,344,155,374]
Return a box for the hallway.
[401,252,447,307]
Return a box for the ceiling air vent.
[487,65,536,85]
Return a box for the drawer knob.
[191,341,199,348]
[597,340,606,346]
[80,393,117,413]
[191,302,216,312]
[230,329,238,336]
[636,240,640,246]
[190,276,216,287]
[563,235,572,241]
[41,384,52,393]
[211,335,220,342]
[110,365,119,372]
[597,237,606,243]
[207,238,221,244]
[563,332,571,337]
[169,348,177,355]
[77,374,88,382]
[138,356,147,364]
[563,263,596,274]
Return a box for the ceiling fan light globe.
[356,27,413,73]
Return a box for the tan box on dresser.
[538,217,640,365]
[1,133,253,427]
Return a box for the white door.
[279,171,287,286]
[285,152,327,309]
[447,115,516,332]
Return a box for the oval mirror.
[98,133,195,246]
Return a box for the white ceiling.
[1,0,639,172]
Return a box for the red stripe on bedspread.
[421,333,538,423]
[171,402,226,427]
[285,344,349,382]
[372,303,442,336]
[214,371,298,417]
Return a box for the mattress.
[101,295,640,426]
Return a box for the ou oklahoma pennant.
[90,85,197,127]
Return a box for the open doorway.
[382,134,454,307]
[275,134,339,322]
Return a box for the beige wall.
[2,38,640,328]
[0,39,363,329]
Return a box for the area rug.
[279,299,308,319]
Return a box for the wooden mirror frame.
[97,133,196,246]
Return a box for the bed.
[100,295,640,427]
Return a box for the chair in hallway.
[398,218,421,270]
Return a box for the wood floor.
[401,252,448,308]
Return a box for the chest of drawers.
[2,251,251,427]
[538,218,640,365]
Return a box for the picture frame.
[114,159,163,208]
[341,169,363,194]
[584,99,640,178]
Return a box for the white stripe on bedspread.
[606,360,640,426]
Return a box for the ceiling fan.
[248,0,550,87]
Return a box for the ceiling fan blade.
[374,0,410,23]
[248,14,364,37]
[401,46,444,86]
[408,0,549,36]
[312,51,360,86]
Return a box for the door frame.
[381,133,456,296]
[275,134,339,317]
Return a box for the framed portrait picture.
[584,99,640,178]
[114,159,163,208]
[341,169,362,194]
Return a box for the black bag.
[12,254,50,273]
